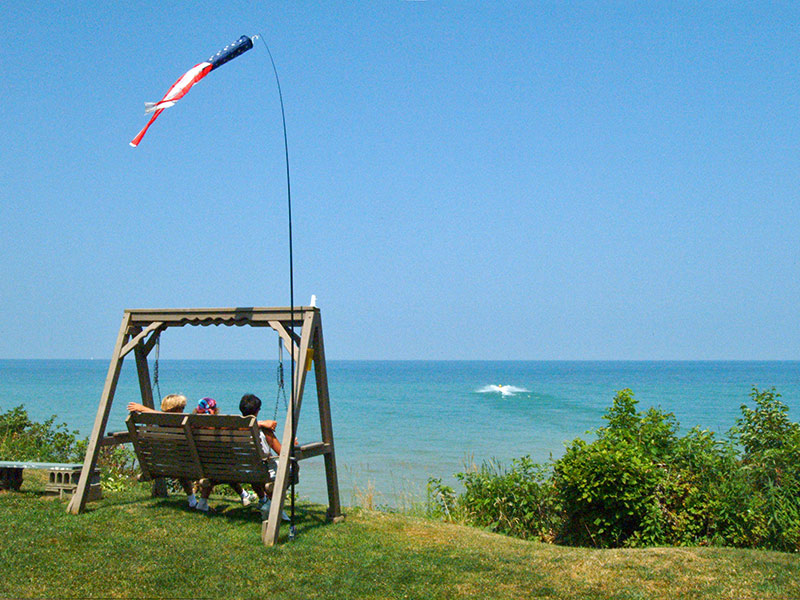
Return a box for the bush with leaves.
[430,387,800,552]
[728,388,800,551]
[0,405,84,463]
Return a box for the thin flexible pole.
[255,33,296,535]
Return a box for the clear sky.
[2,2,798,360]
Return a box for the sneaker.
[196,498,210,512]
[259,499,291,522]
[187,496,198,509]
[242,493,258,507]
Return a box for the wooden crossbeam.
[119,321,164,358]
[268,320,300,357]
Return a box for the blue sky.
[2,2,798,360]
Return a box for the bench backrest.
[126,412,270,484]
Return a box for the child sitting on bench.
[239,393,292,521]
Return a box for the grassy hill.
[1,482,799,599]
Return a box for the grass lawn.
[1,479,799,599]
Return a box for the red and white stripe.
[130,62,213,147]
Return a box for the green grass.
[1,479,799,599]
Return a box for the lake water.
[2,359,799,507]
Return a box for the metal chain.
[153,335,162,405]
[273,340,288,422]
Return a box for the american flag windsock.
[130,35,254,147]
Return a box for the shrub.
[456,456,558,541]
[553,390,685,547]
[728,388,800,551]
[0,405,84,463]
[427,457,558,541]
[431,387,800,552]
[553,436,662,547]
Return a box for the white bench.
[0,461,102,500]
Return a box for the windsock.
[130,35,253,147]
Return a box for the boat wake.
[477,384,529,397]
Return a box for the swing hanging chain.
[274,339,288,423]
[153,334,162,405]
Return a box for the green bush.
[553,389,678,547]
[0,405,84,463]
[430,388,800,552]
[728,388,800,551]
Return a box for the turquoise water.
[2,360,799,506]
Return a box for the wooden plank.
[186,414,257,429]
[268,320,300,358]
[203,467,267,480]
[135,332,163,502]
[192,432,254,443]
[141,326,164,356]
[130,412,187,427]
[0,461,84,470]
[133,345,155,410]
[126,307,316,329]
[120,321,165,358]
[68,312,132,515]
[181,417,205,479]
[312,314,343,521]
[294,442,329,460]
[126,415,153,482]
[99,432,132,446]
[192,446,259,457]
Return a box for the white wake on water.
[477,384,529,397]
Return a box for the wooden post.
[262,309,316,545]
[67,312,132,514]
[312,314,343,521]
[134,340,167,497]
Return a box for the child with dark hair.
[239,393,289,520]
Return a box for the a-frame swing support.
[66,306,343,546]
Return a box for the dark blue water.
[2,360,798,506]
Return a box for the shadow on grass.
[136,494,335,538]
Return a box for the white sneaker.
[242,493,258,507]
[187,495,198,509]
[281,510,291,522]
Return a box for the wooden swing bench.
[126,411,326,487]
[68,306,343,546]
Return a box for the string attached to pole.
[254,33,297,541]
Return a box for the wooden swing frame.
[66,306,343,546]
